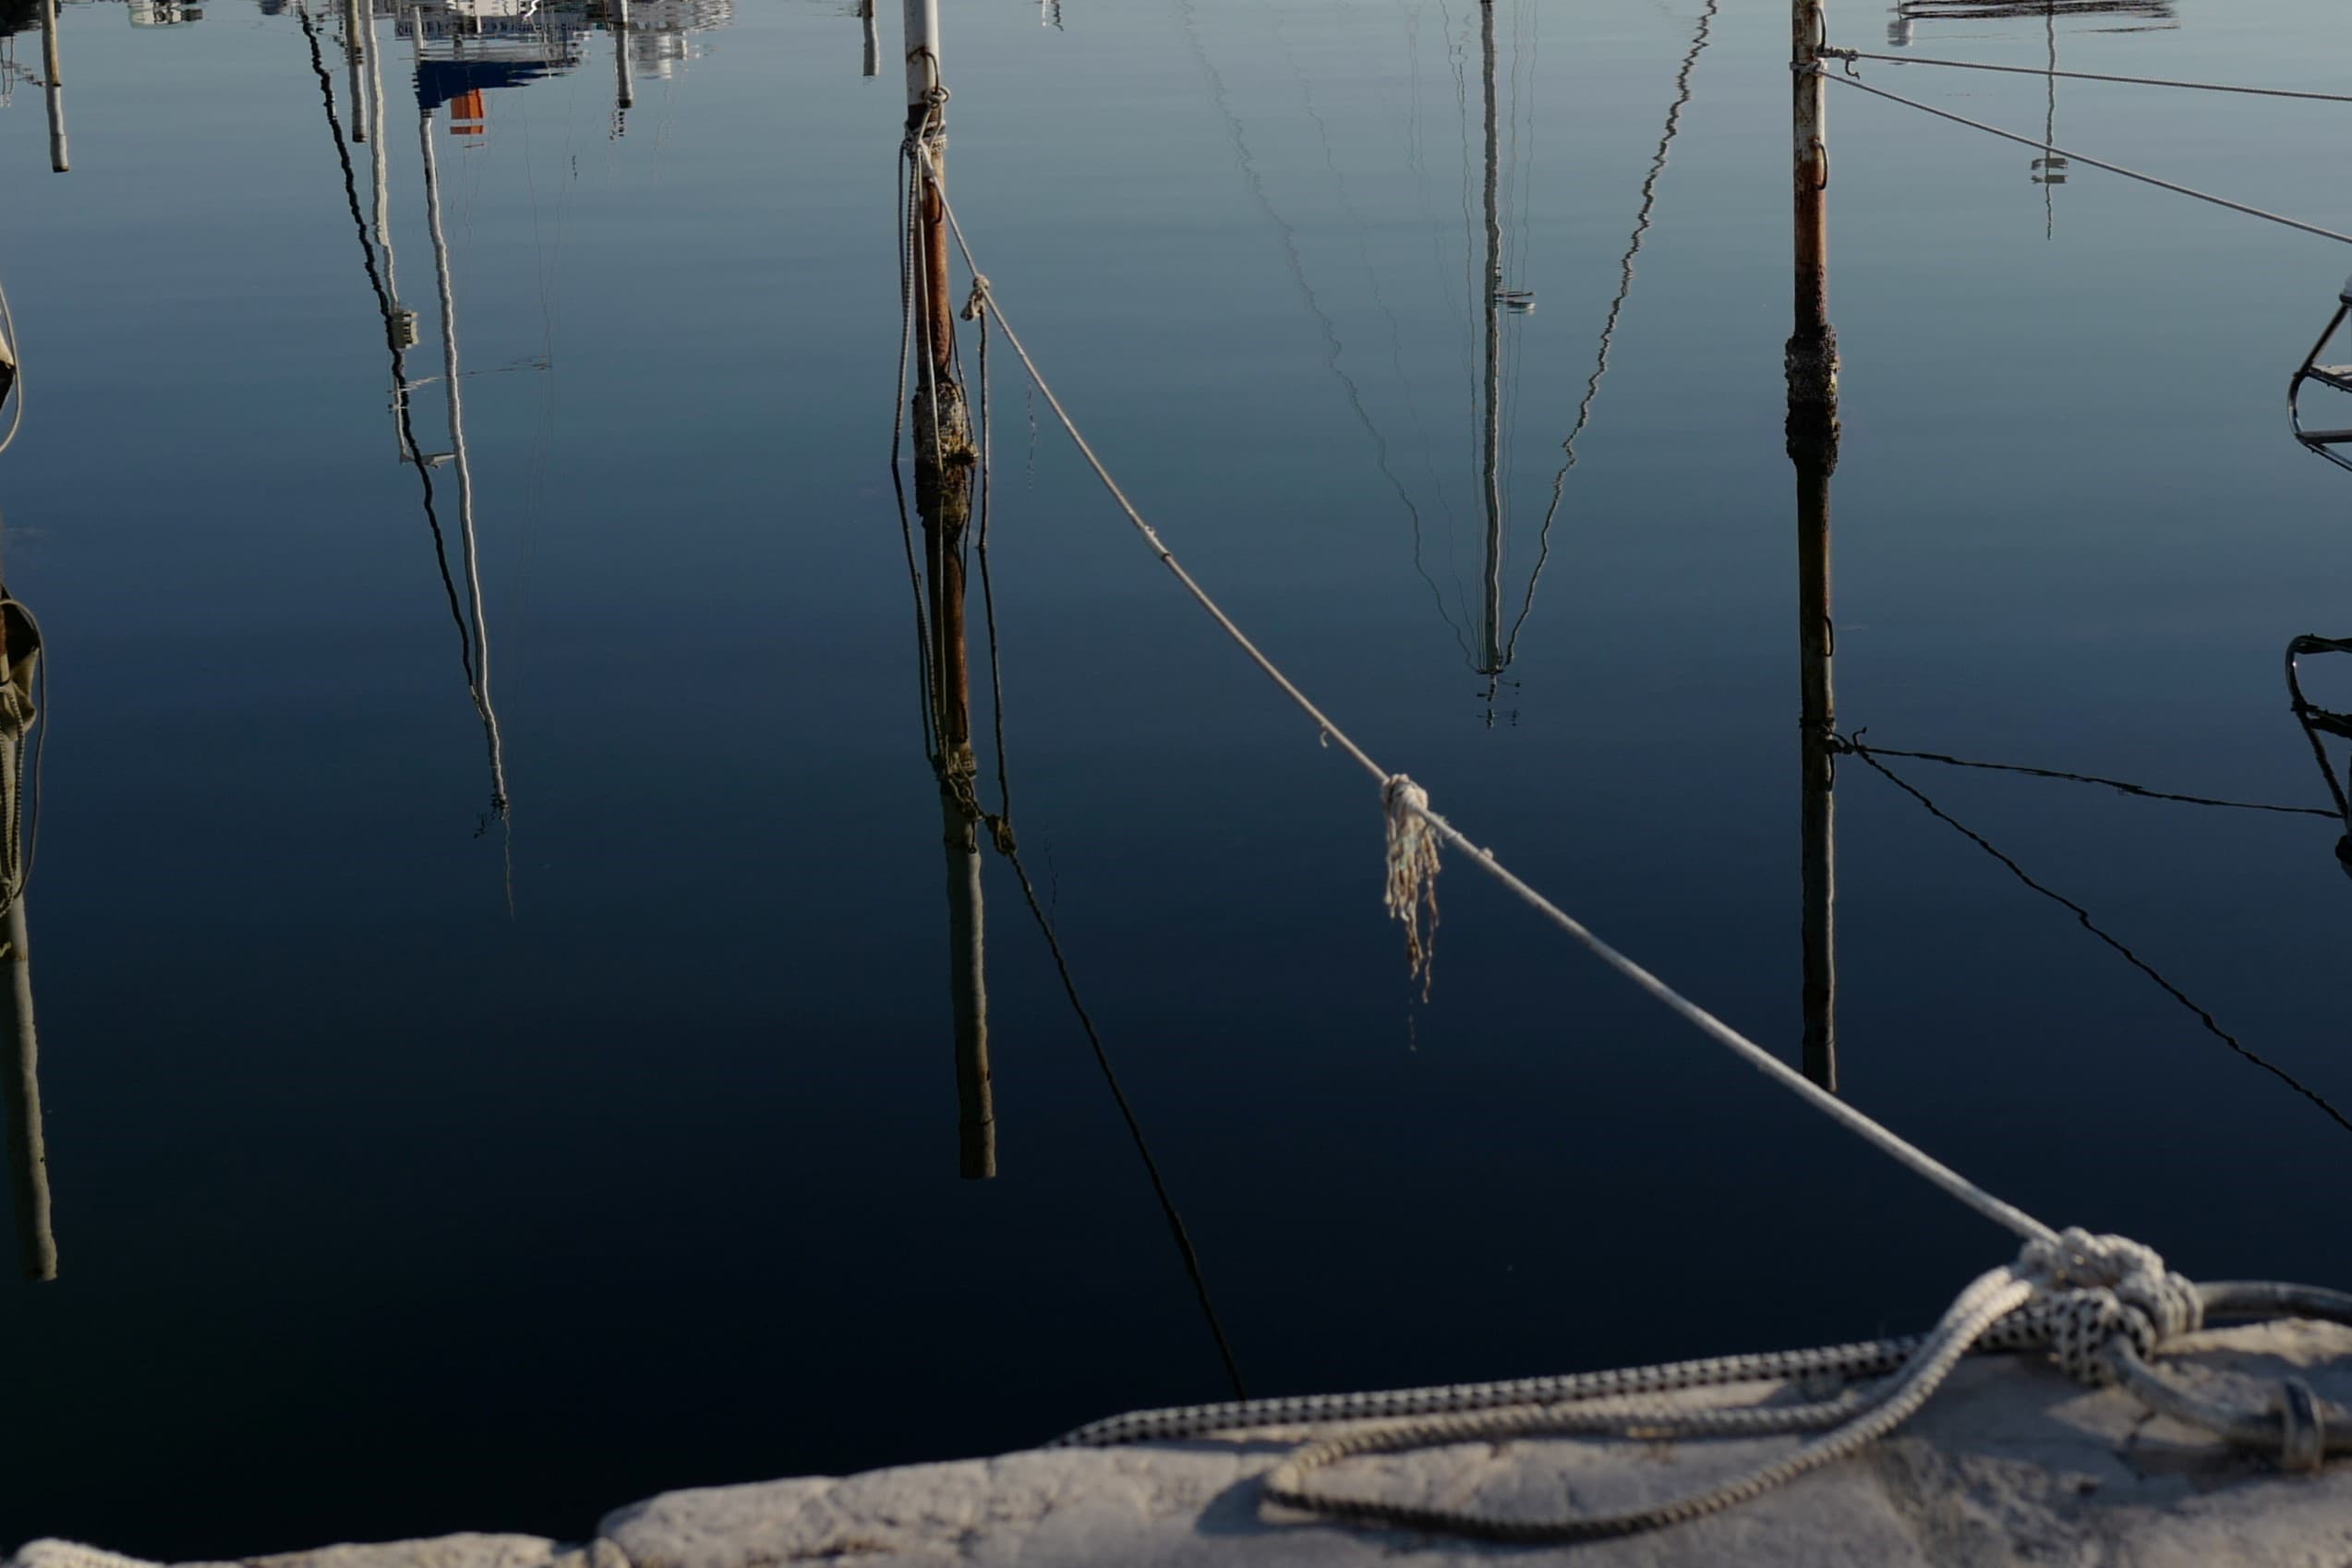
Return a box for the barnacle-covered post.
[1791,0,1838,1090]
[903,0,992,1177]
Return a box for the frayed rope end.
[1383,774,1441,995]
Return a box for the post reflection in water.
[899,39,995,1180]
[0,292,53,1280]
[0,590,49,1284]
[1790,0,1838,1092]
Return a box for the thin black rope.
[1823,67,2352,248]
[1841,737,2336,819]
[992,835,1249,1401]
[1846,741,2352,1139]
[954,277,1247,1401]
[1826,48,2352,105]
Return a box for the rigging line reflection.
[1508,0,1718,669]
[969,308,1248,1404]
[418,96,514,820]
[2032,1,2069,239]
[1841,739,2335,819]
[1843,739,2352,1139]
[1166,0,1468,658]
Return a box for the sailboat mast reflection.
[303,0,513,823]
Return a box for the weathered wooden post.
[38,0,66,174]
[0,595,54,1282]
[902,0,993,1178]
[1790,0,1838,1091]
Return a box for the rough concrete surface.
[17,1322,2352,1568]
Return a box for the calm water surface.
[3,0,2352,1553]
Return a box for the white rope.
[915,141,2057,1251]
[1823,68,2352,248]
[1824,49,2352,106]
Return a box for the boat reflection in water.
[1886,0,2176,47]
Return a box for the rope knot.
[961,276,991,321]
[2019,1228,2202,1385]
[1382,776,1440,995]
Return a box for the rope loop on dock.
[1064,1234,2352,1542]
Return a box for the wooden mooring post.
[902,0,993,1179]
[0,597,54,1281]
[39,0,66,174]
[1790,0,1838,1091]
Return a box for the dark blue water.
[4,0,2352,1555]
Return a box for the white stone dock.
[17,1321,2352,1568]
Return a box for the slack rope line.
[919,140,2059,1252]
[1843,742,2352,1140]
[1824,49,2352,106]
[1821,68,2352,248]
[1841,737,2337,820]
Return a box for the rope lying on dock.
[907,139,2352,1541]
[1057,1243,2352,1542]
[1820,67,2352,248]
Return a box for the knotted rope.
[1060,1229,2352,1542]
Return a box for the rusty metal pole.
[901,0,991,1177]
[1790,0,1839,1091]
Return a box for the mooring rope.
[1059,1245,2352,1541]
[920,136,2049,1248]
[1824,48,2352,106]
[1821,67,2352,248]
[910,127,2352,1540]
